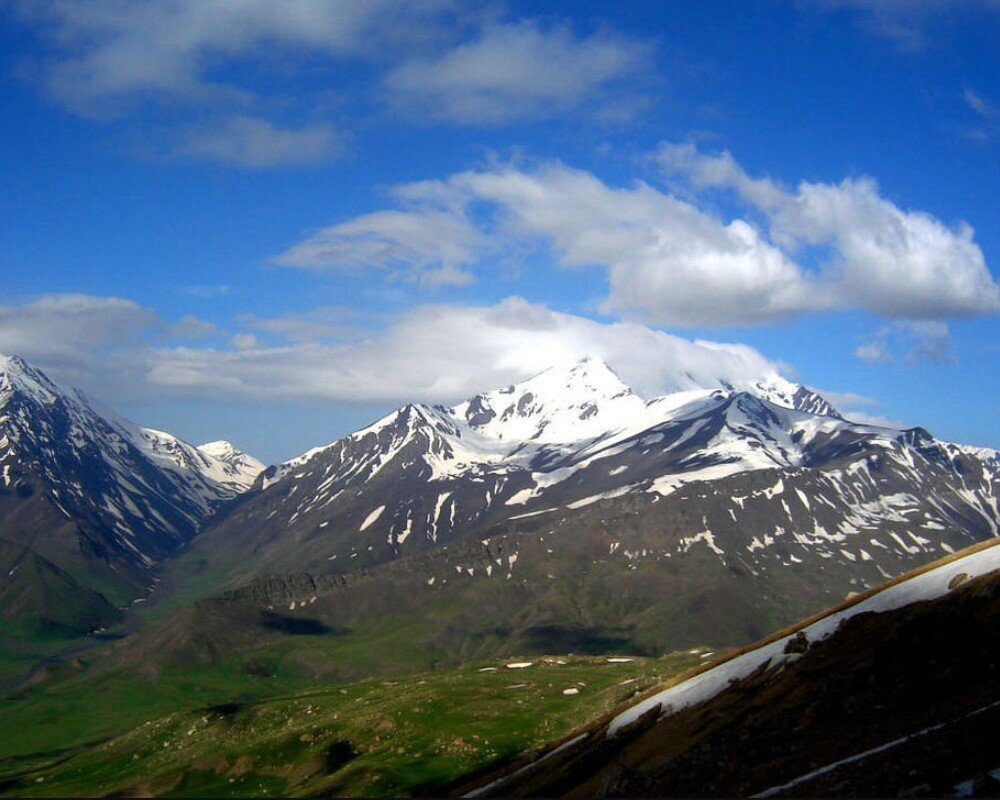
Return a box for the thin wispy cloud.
[175,116,342,168]
[275,208,487,287]
[383,20,653,125]
[963,87,999,142]
[9,1,653,165]
[808,0,1000,49]
[856,320,955,365]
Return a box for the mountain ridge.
[178,358,998,620]
[0,353,264,607]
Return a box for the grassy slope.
[0,653,703,798]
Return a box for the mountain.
[189,357,997,588]
[0,538,123,638]
[0,354,263,607]
[458,538,1000,797]
[136,357,998,672]
[196,441,265,491]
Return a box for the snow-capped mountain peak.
[0,355,265,580]
[0,353,62,407]
[748,377,842,419]
[448,357,645,446]
[197,440,265,489]
[190,353,998,598]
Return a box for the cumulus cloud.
[657,142,1000,319]
[455,164,816,325]
[147,297,785,402]
[280,148,997,325]
[280,161,818,325]
[383,20,651,124]
[856,320,955,365]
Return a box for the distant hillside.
[0,539,121,638]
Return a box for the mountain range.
[0,354,261,632]
[2,352,998,653]
[1,351,998,797]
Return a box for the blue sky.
[0,0,997,463]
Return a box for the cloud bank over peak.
[0,293,785,407]
[148,297,786,403]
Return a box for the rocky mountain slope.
[188,358,997,595]
[456,538,1000,797]
[0,354,263,607]
[106,357,996,676]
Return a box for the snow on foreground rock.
[605,539,1000,737]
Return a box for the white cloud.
[169,315,217,339]
[148,297,785,403]
[238,307,370,343]
[855,338,893,364]
[658,142,1000,319]
[0,293,787,407]
[839,410,909,429]
[11,1,652,162]
[14,0,456,112]
[180,284,232,299]
[856,320,955,365]
[176,116,340,168]
[278,148,997,325]
[774,178,997,317]
[812,387,907,428]
[0,293,160,393]
[7,0,458,164]
[229,333,259,351]
[964,87,997,119]
[453,164,816,325]
[281,146,999,325]
[814,388,880,409]
[383,20,651,124]
[0,293,156,362]
[274,208,485,286]
[280,160,819,325]
[963,87,999,143]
